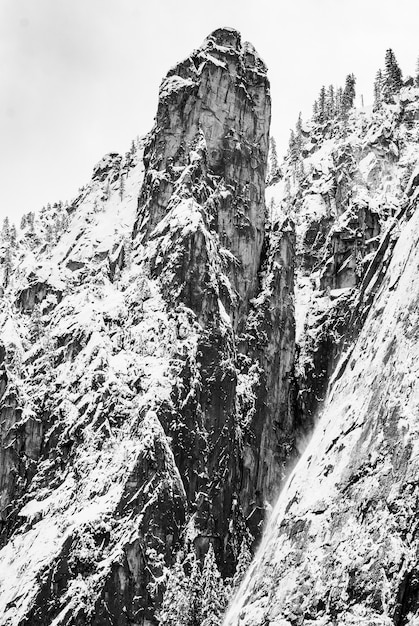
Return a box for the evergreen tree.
[232,537,252,590]
[335,87,343,116]
[326,84,335,119]
[312,99,319,123]
[2,247,12,288]
[159,554,191,626]
[374,69,384,110]
[318,85,327,123]
[199,545,224,626]
[342,74,356,113]
[9,224,17,247]
[188,554,204,626]
[288,129,298,163]
[119,174,125,200]
[295,112,303,154]
[45,223,53,244]
[268,136,280,182]
[20,214,27,230]
[415,56,419,87]
[1,216,10,240]
[383,48,403,102]
[27,212,35,232]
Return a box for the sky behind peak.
[0,0,418,219]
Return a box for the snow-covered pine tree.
[326,85,335,119]
[119,173,125,200]
[335,86,343,117]
[342,74,356,113]
[383,48,403,102]
[2,247,12,288]
[1,216,10,241]
[188,553,203,626]
[312,99,319,123]
[294,112,303,154]
[416,56,419,86]
[159,553,191,625]
[318,85,327,123]
[374,69,384,110]
[268,136,280,182]
[199,544,224,626]
[232,537,252,590]
[288,129,298,163]
[9,224,17,247]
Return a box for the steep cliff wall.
[0,29,297,625]
[225,86,419,626]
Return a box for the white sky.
[0,0,418,221]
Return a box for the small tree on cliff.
[268,136,280,183]
[326,84,335,119]
[159,554,191,625]
[374,69,384,110]
[383,48,403,102]
[342,74,356,113]
[199,544,224,626]
[232,537,252,590]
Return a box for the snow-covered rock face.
[0,29,298,625]
[225,89,419,626]
[134,26,271,321]
[225,196,419,625]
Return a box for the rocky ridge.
[0,28,298,625]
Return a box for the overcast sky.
[0,0,418,221]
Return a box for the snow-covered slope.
[224,87,419,625]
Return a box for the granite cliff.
[0,25,419,626]
[0,28,297,625]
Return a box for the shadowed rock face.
[133,27,296,546]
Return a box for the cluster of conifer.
[373,48,404,109]
[158,539,252,626]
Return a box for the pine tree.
[119,174,125,200]
[288,129,298,163]
[159,554,191,626]
[45,223,53,244]
[312,99,319,123]
[415,56,419,87]
[199,545,224,626]
[9,224,17,247]
[295,112,303,154]
[232,537,252,590]
[335,87,343,116]
[374,69,384,110]
[318,85,327,123]
[342,74,356,113]
[2,247,12,288]
[326,84,335,119]
[20,214,27,230]
[383,48,403,102]
[188,553,203,626]
[268,136,280,182]
[27,212,35,232]
[1,216,10,240]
